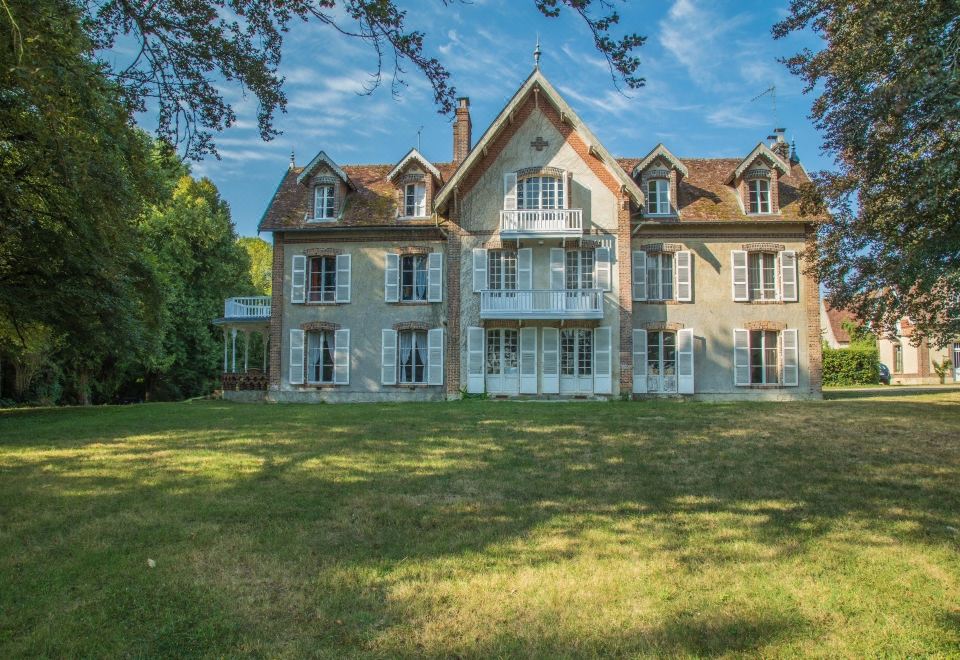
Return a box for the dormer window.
[748,178,771,214]
[313,184,335,220]
[518,176,564,210]
[646,179,670,215]
[404,182,426,217]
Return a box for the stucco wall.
[274,238,448,402]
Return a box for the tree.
[774,2,960,348]
[238,237,273,296]
[84,0,644,158]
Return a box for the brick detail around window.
[641,242,684,253]
[445,225,462,398]
[268,235,285,389]
[300,321,340,332]
[516,166,565,179]
[617,195,634,394]
[303,247,343,257]
[481,238,509,250]
[393,165,435,218]
[804,228,823,394]
[396,245,432,256]
[744,321,786,331]
[644,322,684,331]
[741,242,784,252]
[398,173,425,185]
[393,321,431,332]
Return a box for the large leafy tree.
[238,237,273,296]
[774,2,960,346]
[86,0,644,158]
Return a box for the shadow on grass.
[1,397,959,655]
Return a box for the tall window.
[398,330,428,383]
[401,255,428,301]
[308,256,337,303]
[565,250,595,290]
[314,184,335,219]
[749,330,779,384]
[404,183,426,217]
[517,176,564,209]
[560,329,593,376]
[646,179,670,215]
[487,250,517,290]
[893,343,903,373]
[748,178,771,214]
[307,331,335,383]
[748,252,777,301]
[646,252,674,301]
[647,331,677,379]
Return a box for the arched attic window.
[516,167,566,210]
[745,168,771,215]
[645,168,671,215]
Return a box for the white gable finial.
[289,149,295,169]
[534,35,541,69]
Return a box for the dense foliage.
[822,346,881,386]
[774,2,960,347]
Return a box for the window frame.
[560,328,593,377]
[308,255,337,303]
[645,252,675,301]
[398,329,428,384]
[646,178,670,215]
[565,249,595,291]
[403,182,426,217]
[306,330,336,384]
[748,178,771,214]
[748,329,780,385]
[487,250,518,291]
[517,175,565,210]
[747,251,778,301]
[893,343,904,374]
[400,254,428,302]
[313,184,336,220]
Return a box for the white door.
[486,329,520,395]
[953,343,960,381]
[646,331,678,393]
[560,328,594,394]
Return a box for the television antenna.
[750,84,778,126]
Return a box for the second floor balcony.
[223,296,272,320]
[480,288,603,320]
[499,208,583,238]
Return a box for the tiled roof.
[823,301,859,344]
[259,152,822,231]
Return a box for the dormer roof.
[296,150,353,188]
[727,143,790,183]
[434,68,644,209]
[632,143,688,178]
[387,148,442,182]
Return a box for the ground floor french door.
[646,331,677,393]
[486,328,519,394]
[560,328,593,394]
[953,343,960,381]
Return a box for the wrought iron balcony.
[499,209,583,238]
[479,288,603,320]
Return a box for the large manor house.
[217,65,825,402]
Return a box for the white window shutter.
[467,326,485,393]
[384,253,399,302]
[519,327,538,394]
[782,328,799,386]
[677,328,694,394]
[381,329,397,385]
[291,255,306,304]
[632,251,647,301]
[593,326,612,394]
[541,327,560,394]
[427,328,444,385]
[472,248,487,293]
[335,254,351,303]
[518,248,533,291]
[731,250,749,301]
[333,329,350,384]
[676,251,692,302]
[503,172,518,211]
[288,328,304,385]
[780,250,798,302]
[550,248,565,290]
[633,329,647,393]
[733,328,750,386]
[428,252,443,302]
[595,247,611,292]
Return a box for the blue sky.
[182,0,827,238]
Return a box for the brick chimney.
[453,97,472,164]
[769,127,789,161]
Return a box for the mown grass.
[1,393,959,658]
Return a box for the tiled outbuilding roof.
[823,301,859,345]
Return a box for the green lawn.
[1,394,959,658]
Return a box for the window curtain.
[415,332,428,372]
[399,331,413,372]
[415,259,427,299]
[322,333,334,372]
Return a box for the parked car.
[879,363,891,385]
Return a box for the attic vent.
[745,168,770,180]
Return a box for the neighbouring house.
[215,64,826,402]
[820,300,959,384]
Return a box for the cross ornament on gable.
[530,136,549,151]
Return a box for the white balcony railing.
[224,296,272,319]
[499,209,583,237]
[480,289,603,320]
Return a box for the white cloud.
[706,106,769,129]
[659,0,751,90]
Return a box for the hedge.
[822,346,880,386]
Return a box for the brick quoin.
[804,227,823,395]
[268,235,285,389]
[617,195,634,395]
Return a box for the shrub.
[823,346,880,386]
